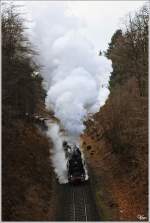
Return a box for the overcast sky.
[67,1,145,51]
[20,0,146,52]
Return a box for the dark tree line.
[106,4,149,96]
[2,3,46,125]
[84,5,149,219]
[2,4,55,221]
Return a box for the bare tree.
[2,3,46,123]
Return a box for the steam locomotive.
[63,141,86,183]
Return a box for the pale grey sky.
[19,0,145,51]
[67,1,145,50]
[16,1,146,51]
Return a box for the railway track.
[33,118,99,220]
[56,181,99,221]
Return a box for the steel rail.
[72,187,76,221]
[83,188,88,221]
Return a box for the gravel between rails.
[56,181,100,221]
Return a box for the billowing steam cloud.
[25,2,112,183]
[46,121,68,184]
[45,30,112,138]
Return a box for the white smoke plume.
[24,2,112,183]
[46,121,68,184]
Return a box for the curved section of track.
[56,181,99,221]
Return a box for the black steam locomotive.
[67,158,86,183]
[63,141,86,183]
